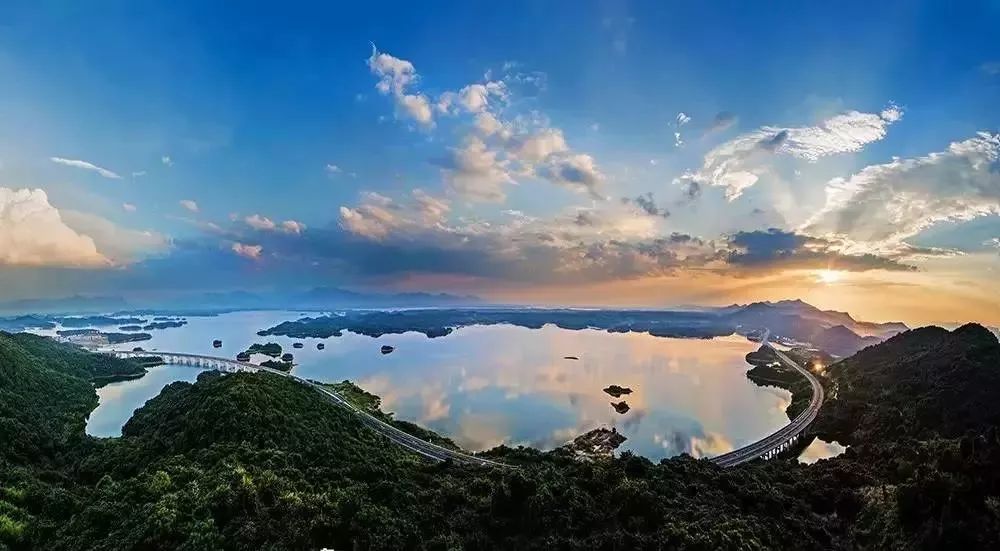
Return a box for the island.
[54,315,146,328]
[562,427,627,460]
[245,342,282,357]
[57,329,152,344]
[292,342,304,349]
[603,385,632,398]
[213,339,223,348]
[142,320,187,330]
[380,345,395,354]
[256,301,910,359]
[563,355,579,360]
[104,332,153,344]
[610,401,630,414]
[317,343,325,350]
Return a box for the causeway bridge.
[108,328,823,468]
[708,330,825,467]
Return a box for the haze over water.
[74,311,793,460]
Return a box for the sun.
[816,269,844,284]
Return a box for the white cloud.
[676,112,691,126]
[458,82,507,113]
[339,189,450,240]
[803,132,1000,252]
[368,45,418,95]
[367,45,434,127]
[0,187,108,267]
[61,209,170,264]
[245,213,306,234]
[179,199,199,212]
[690,105,904,199]
[365,49,608,203]
[412,189,450,224]
[335,189,714,283]
[398,93,434,126]
[674,132,683,148]
[443,136,515,202]
[50,157,121,179]
[538,153,606,200]
[161,155,173,166]
[473,112,507,138]
[510,128,569,164]
[231,242,262,260]
[122,203,137,212]
[280,220,306,234]
[245,214,276,231]
[325,163,342,174]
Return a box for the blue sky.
[0,1,998,324]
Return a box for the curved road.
[110,328,823,469]
[709,331,825,467]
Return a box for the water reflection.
[88,364,206,437]
[798,437,848,464]
[69,311,792,460]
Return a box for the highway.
[109,327,823,469]
[708,330,825,467]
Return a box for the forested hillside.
[2,327,1000,549]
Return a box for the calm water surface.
[798,437,848,464]
[53,311,795,460]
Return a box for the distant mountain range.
[0,292,920,358]
[722,299,909,357]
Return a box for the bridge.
[708,330,825,467]
[109,328,823,469]
[109,350,507,467]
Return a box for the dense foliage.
[2,325,999,549]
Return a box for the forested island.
[258,300,909,359]
[2,324,1000,549]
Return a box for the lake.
[46,310,796,461]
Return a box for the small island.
[236,352,251,362]
[213,339,223,348]
[104,332,153,344]
[245,342,282,357]
[317,343,325,350]
[292,342,304,349]
[380,345,395,355]
[281,353,294,363]
[563,427,627,460]
[603,385,633,398]
[142,320,187,330]
[563,355,579,360]
[610,401,630,414]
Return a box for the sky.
[0,1,998,326]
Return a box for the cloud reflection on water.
[82,311,793,460]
